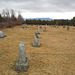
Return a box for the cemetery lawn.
[0,25,75,75]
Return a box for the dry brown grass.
[0,25,75,75]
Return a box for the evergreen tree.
[71,17,75,26]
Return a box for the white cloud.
[22,12,75,19]
[0,0,75,12]
[0,0,75,19]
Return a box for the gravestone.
[37,26,40,34]
[53,25,56,28]
[15,42,29,71]
[67,26,70,30]
[46,24,47,26]
[43,26,47,31]
[63,25,66,28]
[9,24,13,28]
[35,32,40,38]
[22,24,27,28]
[40,25,42,28]
[0,31,6,38]
[33,36,40,47]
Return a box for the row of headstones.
[0,25,46,39]
[3,24,72,71]
[63,25,70,30]
[33,25,47,46]
[0,25,72,38]
[0,25,73,71]
[0,25,46,38]
[33,26,40,47]
[0,25,70,39]
[15,25,47,71]
[22,24,70,31]
[52,25,70,30]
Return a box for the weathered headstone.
[9,24,13,28]
[40,25,42,28]
[37,26,40,34]
[43,26,47,31]
[63,25,66,28]
[33,36,40,47]
[53,25,56,28]
[15,42,29,71]
[46,24,47,26]
[35,32,40,38]
[22,24,27,28]
[0,31,6,38]
[67,26,70,30]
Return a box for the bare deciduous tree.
[18,12,24,23]
[11,9,15,21]
[2,9,6,18]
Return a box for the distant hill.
[24,18,53,21]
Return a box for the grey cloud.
[0,0,75,12]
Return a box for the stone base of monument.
[0,34,6,38]
[36,35,40,38]
[33,41,40,47]
[35,32,40,38]
[15,56,29,71]
[37,36,40,38]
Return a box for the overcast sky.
[0,0,75,19]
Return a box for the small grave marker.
[67,26,70,30]
[22,24,27,29]
[0,31,6,38]
[40,25,42,28]
[33,36,40,47]
[37,26,40,34]
[43,26,47,31]
[63,25,66,28]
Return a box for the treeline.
[0,9,24,28]
[25,17,75,26]
[0,9,75,27]
[0,9,24,22]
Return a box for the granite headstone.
[0,31,6,38]
[33,36,40,47]
[15,42,29,71]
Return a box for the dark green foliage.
[0,9,75,26]
[11,15,17,21]
[71,17,75,26]
[0,14,17,22]
[24,19,72,26]
[0,14,4,22]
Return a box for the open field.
[0,25,75,75]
